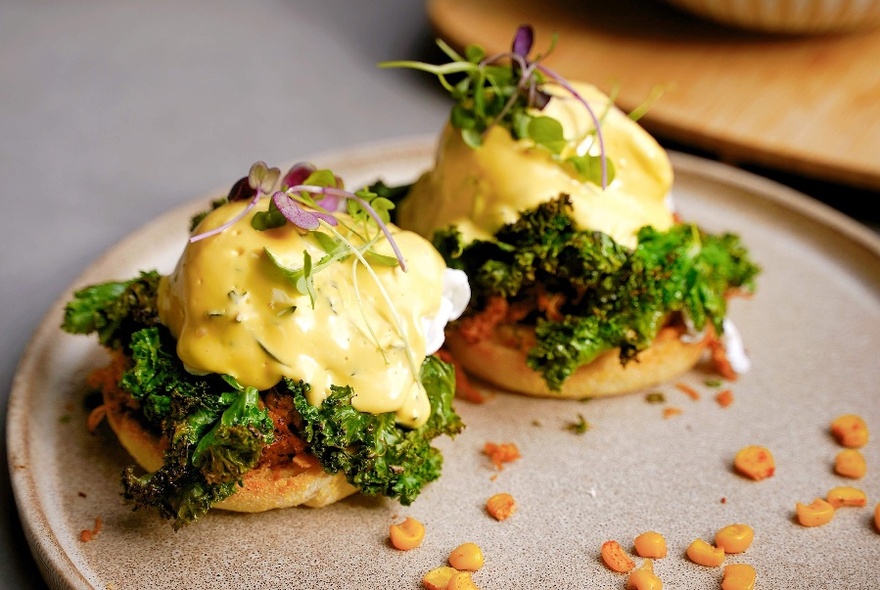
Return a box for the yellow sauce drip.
[158,199,445,428]
[398,82,674,248]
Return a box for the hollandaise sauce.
[158,199,446,428]
[399,83,674,249]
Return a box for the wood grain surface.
[427,0,880,191]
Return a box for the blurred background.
[2,1,877,587]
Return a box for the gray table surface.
[2,2,877,589]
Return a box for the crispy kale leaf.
[61,270,162,350]
[62,276,276,529]
[63,270,464,527]
[117,326,274,529]
[288,354,462,505]
[434,196,761,391]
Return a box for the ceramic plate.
[8,136,880,589]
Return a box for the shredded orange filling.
[675,383,701,401]
[456,297,509,345]
[436,349,487,404]
[86,404,108,433]
[708,336,737,381]
[536,286,565,323]
[79,517,102,542]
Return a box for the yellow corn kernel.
[875,503,880,532]
[389,516,425,551]
[626,559,662,590]
[796,498,835,527]
[714,524,754,554]
[733,445,775,481]
[422,566,457,590]
[485,492,517,521]
[601,540,636,573]
[686,539,725,567]
[721,563,757,590]
[826,486,867,508]
[834,448,867,479]
[830,414,869,448]
[446,571,480,590]
[448,542,484,572]
[633,531,667,559]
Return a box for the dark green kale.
[434,196,761,391]
[63,267,464,528]
[62,274,276,529]
[287,354,462,505]
[120,344,274,530]
[61,270,162,350]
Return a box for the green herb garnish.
[380,24,613,188]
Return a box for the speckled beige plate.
[8,136,880,590]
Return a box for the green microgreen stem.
[189,190,262,243]
[322,221,420,384]
[350,257,389,365]
[474,50,608,188]
[533,63,607,188]
[289,185,407,271]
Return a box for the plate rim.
[7,134,880,590]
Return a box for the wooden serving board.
[428,0,880,191]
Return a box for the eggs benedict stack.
[381,26,760,398]
[62,162,468,528]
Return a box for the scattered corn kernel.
[601,540,636,572]
[389,516,425,551]
[686,538,725,567]
[722,563,757,590]
[626,559,662,589]
[715,523,754,554]
[485,492,516,521]
[796,498,835,527]
[447,571,480,590]
[662,407,682,419]
[826,486,867,508]
[633,531,667,558]
[449,542,484,571]
[834,448,867,479]
[423,566,458,590]
[830,414,869,448]
[733,445,775,481]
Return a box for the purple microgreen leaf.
[271,191,321,231]
[532,88,551,110]
[316,193,345,212]
[512,24,534,57]
[226,176,257,202]
[281,162,316,191]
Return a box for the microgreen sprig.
[188,162,423,388]
[190,161,281,243]
[277,183,406,272]
[189,162,406,271]
[380,24,611,188]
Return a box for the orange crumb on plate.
[482,442,521,470]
